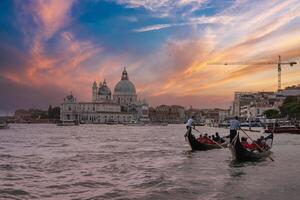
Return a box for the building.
[185,107,204,124]
[232,85,300,118]
[149,105,185,123]
[200,108,230,125]
[232,91,280,117]
[60,68,149,124]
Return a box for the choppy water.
[0,124,299,200]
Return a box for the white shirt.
[229,119,240,130]
[186,118,194,127]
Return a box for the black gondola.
[185,129,228,151]
[230,133,273,162]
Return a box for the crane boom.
[209,55,297,91]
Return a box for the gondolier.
[229,116,240,143]
[186,116,195,131]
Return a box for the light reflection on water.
[0,124,299,200]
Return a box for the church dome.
[98,80,111,96]
[114,68,136,95]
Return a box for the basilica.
[60,68,149,124]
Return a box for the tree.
[279,96,300,119]
[52,106,61,120]
[263,109,280,119]
[48,105,53,119]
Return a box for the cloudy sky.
[1,0,300,113]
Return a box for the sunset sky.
[1,0,300,113]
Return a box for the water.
[0,124,299,200]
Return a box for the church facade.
[60,68,149,124]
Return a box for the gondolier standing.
[229,116,240,143]
[186,116,195,131]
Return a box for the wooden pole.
[239,128,274,161]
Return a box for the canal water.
[0,124,299,200]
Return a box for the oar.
[239,128,274,161]
[193,128,226,149]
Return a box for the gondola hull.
[230,133,273,162]
[186,129,228,151]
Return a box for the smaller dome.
[98,79,111,96]
[64,93,76,102]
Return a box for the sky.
[1,0,300,114]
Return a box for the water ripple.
[0,124,300,200]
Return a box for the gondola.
[185,129,228,151]
[230,133,273,162]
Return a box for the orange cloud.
[5,0,300,109]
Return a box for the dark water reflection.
[0,124,299,200]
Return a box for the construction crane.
[210,55,297,91]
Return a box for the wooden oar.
[239,128,274,161]
[193,128,226,149]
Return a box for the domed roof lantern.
[99,81,102,87]
[121,67,129,80]
[103,79,107,86]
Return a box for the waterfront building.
[169,105,185,123]
[155,105,171,123]
[200,108,230,125]
[231,85,300,118]
[60,68,149,124]
[232,91,280,117]
[149,105,185,123]
[184,107,204,124]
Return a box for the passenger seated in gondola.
[252,137,266,152]
[200,133,209,143]
[197,134,203,142]
[214,132,221,142]
[241,137,255,150]
[259,136,269,150]
[255,138,262,146]
[207,136,214,144]
[212,135,216,142]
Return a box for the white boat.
[57,120,79,126]
[124,120,145,126]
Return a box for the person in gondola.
[201,133,208,143]
[253,137,264,152]
[207,136,214,144]
[229,116,240,143]
[214,132,221,142]
[259,136,268,150]
[197,134,203,142]
[212,135,216,142]
[240,137,256,151]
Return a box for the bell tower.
[92,81,98,101]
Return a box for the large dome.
[114,68,136,95]
[114,80,136,94]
